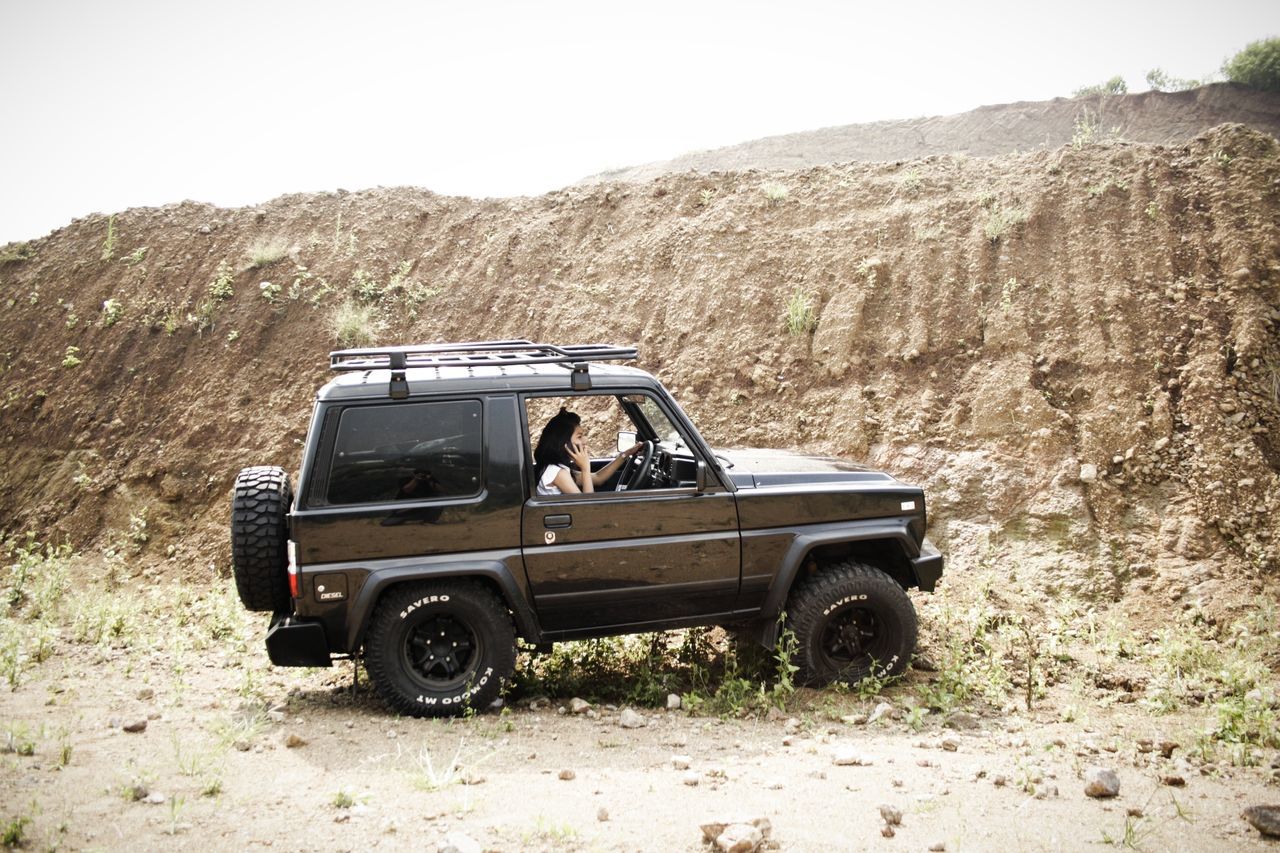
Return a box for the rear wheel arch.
[348,566,540,652]
[363,578,516,717]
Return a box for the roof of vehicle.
[317,362,661,401]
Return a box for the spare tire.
[230,466,293,612]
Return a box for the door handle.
[544,514,572,529]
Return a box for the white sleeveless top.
[537,464,568,496]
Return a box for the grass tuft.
[246,237,290,269]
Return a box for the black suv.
[230,341,943,716]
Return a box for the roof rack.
[328,340,640,398]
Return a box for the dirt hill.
[0,123,1278,616]
[583,84,1280,184]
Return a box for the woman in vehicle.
[533,408,641,495]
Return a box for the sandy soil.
[2,556,1277,852]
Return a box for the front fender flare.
[753,519,927,646]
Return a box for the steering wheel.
[616,440,655,491]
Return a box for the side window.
[325,400,482,505]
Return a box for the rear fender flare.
[347,561,541,651]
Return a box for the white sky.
[1,0,1276,245]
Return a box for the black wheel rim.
[818,605,888,676]
[403,614,481,691]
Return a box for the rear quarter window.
[325,400,483,505]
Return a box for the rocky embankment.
[0,124,1277,610]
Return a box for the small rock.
[1127,807,1144,818]
[833,747,873,766]
[1244,805,1280,838]
[929,844,946,852]
[440,831,483,853]
[667,693,682,711]
[122,779,148,801]
[143,792,166,805]
[683,770,700,786]
[716,823,763,852]
[267,709,286,723]
[619,708,646,729]
[569,697,591,715]
[1084,767,1121,798]
[840,713,868,726]
[941,736,960,752]
[558,769,576,781]
[993,775,1008,787]
[879,804,903,826]
[672,755,693,770]
[1162,775,1185,787]
[136,688,155,701]
[881,825,896,838]
[597,807,609,822]
[459,770,486,785]
[122,719,147,734]
[284,733,306,749]
[1079,463,1098,482]
[233,740,251,752]
[867,702,896,724]
[945,712,981,731]
[783,717,801,733]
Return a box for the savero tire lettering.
[399,594,451,619]
[822,593,868,616]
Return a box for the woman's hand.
[622,442,644,457]
[566,440,592,472]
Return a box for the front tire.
[364,581,516,717]
[787,561,917,686]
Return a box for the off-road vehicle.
[230,341,943,716]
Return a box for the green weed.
[101,298,123,326]
[784,288,818,335]
[1,813,30,847]
[209,261,235,301]
[61,346,82,368]
[0,242,35,265]
[101,215,117,261]
[121,246,147,265]
[984,205,1027,243]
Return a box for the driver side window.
[524,393,689,496]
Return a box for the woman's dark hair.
[533,408,581,484]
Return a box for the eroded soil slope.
[0,125,1278,612]
[585,84,1280,184]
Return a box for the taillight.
[287,540,299,599]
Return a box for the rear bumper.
[266,613,332,667]
[911,538,944,592]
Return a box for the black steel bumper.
[266,613,332,667]
[911,538,944,592]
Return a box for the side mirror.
[696,460,708,493]
[617,430,637,453]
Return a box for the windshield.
[626,394,682,444]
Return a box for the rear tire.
[787,561,917,686]
[364,581,516,718]
[230,466,292,612]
